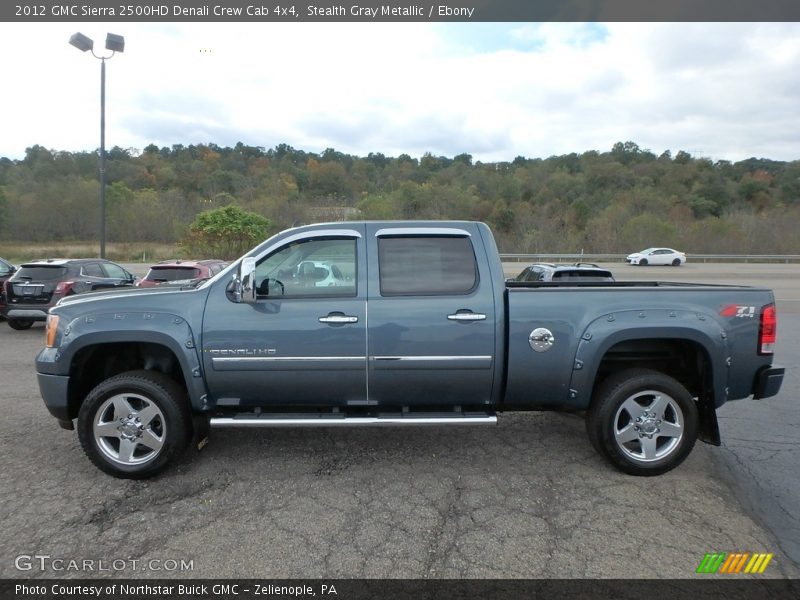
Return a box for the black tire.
[586,369,698,476]
[672,258,681,266]
[77,370,192,479]
[8,319,34,330]
[638,258,648,266]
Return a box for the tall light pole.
[69,32,125,259]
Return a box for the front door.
[202,227,367,408]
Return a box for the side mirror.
[233,257,257,304]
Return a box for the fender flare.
[56,311,208,412]
[568,309,729,411]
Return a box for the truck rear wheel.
[8,319,34,330]
[77,370,191,479]
[586,369,698,476]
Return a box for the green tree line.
[0,140,798,254]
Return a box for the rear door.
[650,249,670,265]
[79,262,111,292]
[365,224,496,409]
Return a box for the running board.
[209,412,497,428]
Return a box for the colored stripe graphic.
[720,552,750,573]
[697,553,727,573]
[719,553,738,573]
[696,553,713,573]
[745,553,774,574]
[697,552,773,574]
[734,553,750,573]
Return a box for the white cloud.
[0,22,798,162]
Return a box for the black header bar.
[4,0,800,22]
[3,579,800,600]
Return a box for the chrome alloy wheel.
[612,390,683,462]
[93,393,166,466]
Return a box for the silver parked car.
[626,248,686,266]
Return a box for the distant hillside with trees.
[0,141,797,254]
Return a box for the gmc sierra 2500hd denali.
[35,221,784,478]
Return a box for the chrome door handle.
[319,314,359,324]
[447,312,487,322]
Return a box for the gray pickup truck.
[35,221,784,479]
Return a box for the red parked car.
[136,259,228,288]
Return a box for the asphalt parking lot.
[0,264,798,579]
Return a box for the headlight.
[45,314,60,348]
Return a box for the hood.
[55,285,176,305]
[50,285,211,319]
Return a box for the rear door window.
[81,263,105,277]
[102,262,129,279]
[378,236,477,296]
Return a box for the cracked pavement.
[1,264,798,579]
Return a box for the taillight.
[55,281,74,295]
[758,304,777,355]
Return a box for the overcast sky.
[1,22,798,162]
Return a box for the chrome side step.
[209,413,497,428]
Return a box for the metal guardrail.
[499,254,800,264]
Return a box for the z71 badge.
[720,305,756,318]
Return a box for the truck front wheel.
[77,370,191,479]
[586,369,698,476]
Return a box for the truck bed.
[502,281,776,411]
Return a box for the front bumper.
[37,371,71,422]
[752,365,785,400]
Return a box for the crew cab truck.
[35,222,784,478]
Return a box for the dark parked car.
[2,258,135,330]
[511,262,615,283]
[136,259,228,288]
[0,258,17,321]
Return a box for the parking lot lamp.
[69,32,125,259]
